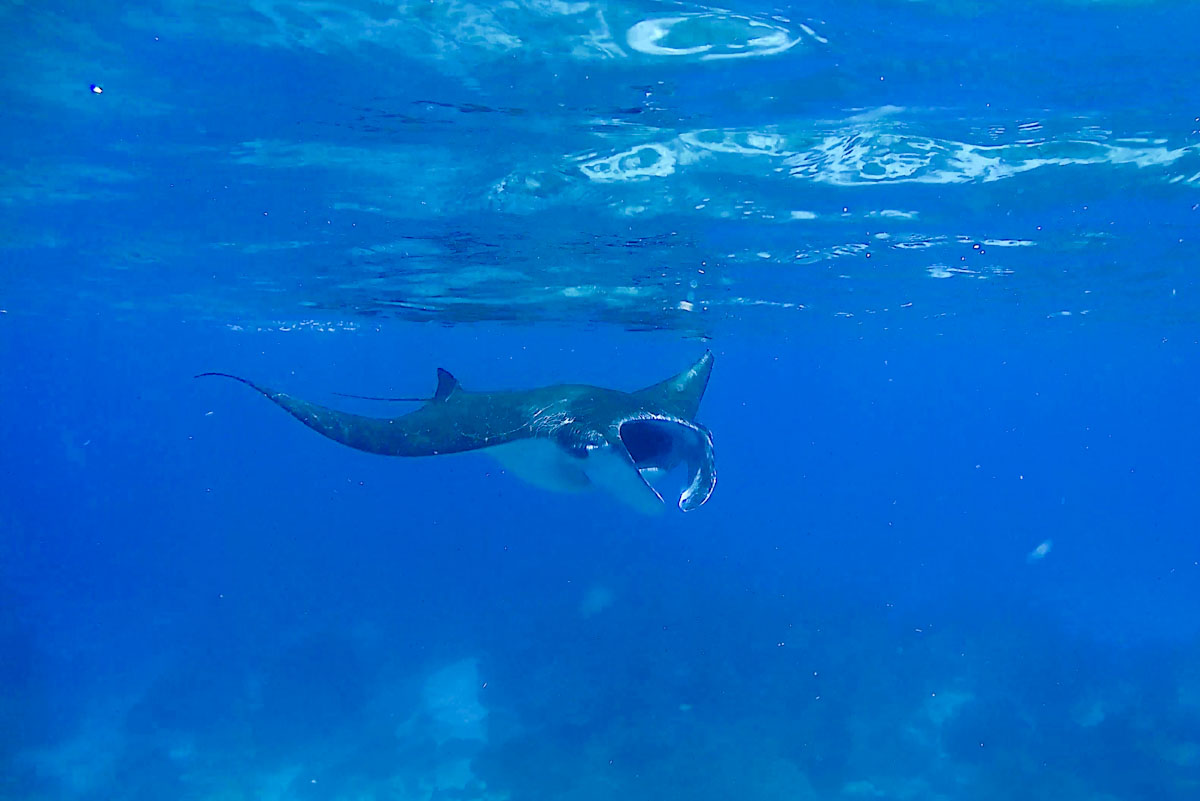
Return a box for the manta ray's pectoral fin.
[483,438,593,494]
[633,351,714,420]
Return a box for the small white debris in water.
[1027,540,1053,562]
[90,84,103,94]
[757,252,772,259]
[677,300,695,312]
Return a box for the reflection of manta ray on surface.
[199,352,716,513]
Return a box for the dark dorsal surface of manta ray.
[198,352,716,513]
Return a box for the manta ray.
[198,352,716,513]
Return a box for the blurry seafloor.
[3,1,1200,800]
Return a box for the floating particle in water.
[90,84,103,94]
[1027,539,1053,562]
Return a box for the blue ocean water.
[3,1,1200,799]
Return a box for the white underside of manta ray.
[199,352,717,514]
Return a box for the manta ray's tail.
[195,372,262,389]
[195,372,430,402]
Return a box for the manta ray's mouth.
[618,417,717,512]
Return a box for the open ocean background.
[3,1,1200,799]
